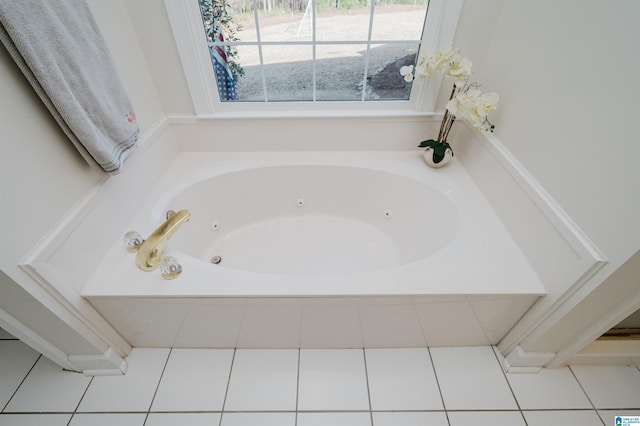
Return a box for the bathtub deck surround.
[83,151,544,348]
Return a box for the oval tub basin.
[83,151,545,348]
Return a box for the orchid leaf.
[418,139,441,149]
[432,145,446,163]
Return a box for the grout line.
[219,348,237,426]
[295,348,301,426]
[567,365,606,426]
[490,346,528,425]
[1,354,41,413]
[66,375,95,426]
[142,348,173,426]
[361,349,374,426]
[426,347,450,426]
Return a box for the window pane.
[197,0,430,103]
[199,0,247,101]
[233,45,264,101]
[253,9,313,42]
[316,44,366,100]
[364,44,417,100]
[234,8,258,42]
[370,1,429,41]
[262,45,313,101]
[316,7,371,42]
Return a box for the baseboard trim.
[68,348,128,376]
[0,307,78,371]
[502,345,556,373]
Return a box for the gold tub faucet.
[133,209,191,272]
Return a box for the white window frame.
[164,0,463,116]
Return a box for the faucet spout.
[135,209,191,272]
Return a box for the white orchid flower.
[474,92,499,114]
[401,48,498,144]
[400,65,414,82]
[447,89,499,131]
[446,56,472,87]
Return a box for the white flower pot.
[423,147,454,168]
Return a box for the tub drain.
[210,255,222,264]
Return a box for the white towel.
[0,0,138,174]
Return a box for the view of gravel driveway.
[229,5,427,101]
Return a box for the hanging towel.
[0,0,138,174]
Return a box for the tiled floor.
[1,330,640,425]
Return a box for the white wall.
[457,0,640,266]
[453,0,640,358]
[123,0,195,115]
[0,34,105,357]
[0,0,169,363]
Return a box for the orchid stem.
[438,84,457,144]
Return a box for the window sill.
[169,109,440,122]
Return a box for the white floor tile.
[506,366,592,409]
[372,411,449,426]
[77,348,169,412]
[366,348,443,410]
[448,411,526,425]
[224,349,298,411]
[523,410,603,426]
[571,365,640,409]
[0,328,15,339]
[220,412,296,426]
[0,414,72,426]
[5,356,90,413]
[430,346,517,410]
[298,349,369,411]
[68,413,146,426]
[297,412,371,426]
[151,348,233,411]
[146,413,221,426]
[0,341,40,409]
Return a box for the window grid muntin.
[206,0,427,103]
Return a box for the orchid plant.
[401,49,498,164]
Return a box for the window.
[165,0,462,114]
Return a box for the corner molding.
[479,128,607,268]
[453,123,608,366]
[18,262,131,357]
[15,117,170,368]
[68,348,127,376]
[502,345,556,374]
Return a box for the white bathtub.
[84,151,545,348]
